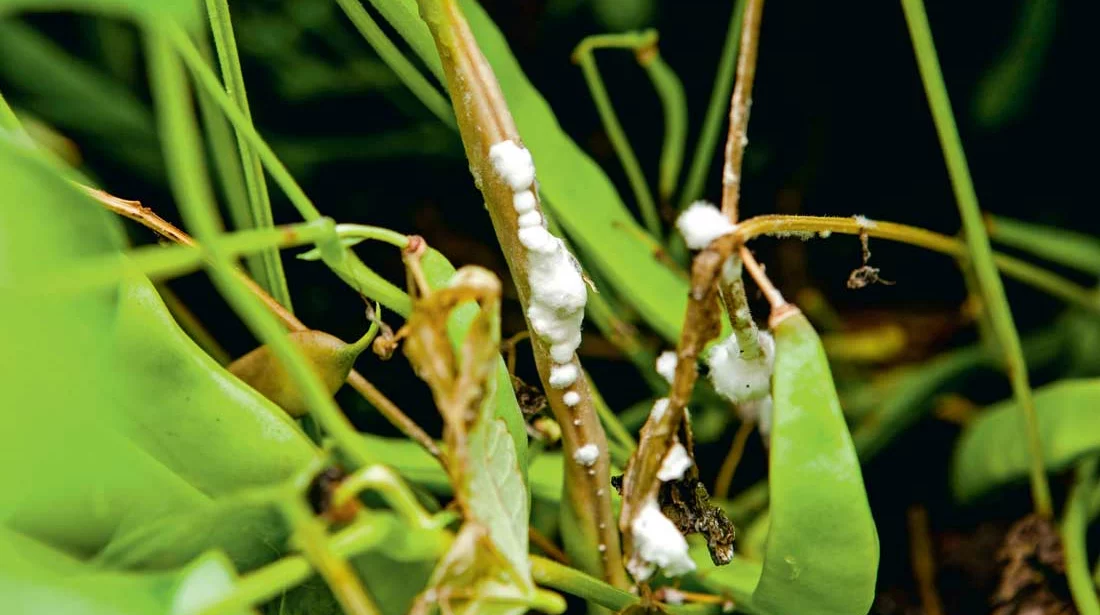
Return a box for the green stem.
[204,0,291,311]
[332,465,436,529]
[42,220,334,295]
[646,52,688,204]
[572,32,661,237]
[530,556,716,615]
[336,223,410,248]
[334,0,457,128]
[901,0,1052,516]
[144,22,375,470]
[1062,459,1100,615]
[679,0,747,208]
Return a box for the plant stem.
[679,0,747,209]
[87,186,442,460]
[416,0,625,586]
[720,0,764,222]
[901,0,1052,516]
[336,223,410,248]
[204,0,291,311]
[1062,459,1100,615]
[572,32,661,237]
[144,23,375,470]
[714,419,754,500]
[724,214,1100,315]
[335,0,457,128]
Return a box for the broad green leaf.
[753,311,878,615]
[465,419,532,583]
[0,0,197,24]
[0,527,249,615]
[952,378,1100,502]
[988,214,1100,278]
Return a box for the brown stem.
[714,419,755,500]
[85,186,442,461]
[416,0,624,586]
[719,0,765,221]
[907,506,945,615]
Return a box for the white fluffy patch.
[663,588,686,606]
[627,496,696,581]
[513,190,537,214]
[517,210,542,229]
[572,443,599,467]
[525,238,587,364]
[655,351,677,384]
[657,442,692,481]
[563,391,581,406]
[549,364,579,389]
[650,397,670,421]
[489,140,535,191]
[708,331,775,404]
[676,201,735,250]
[740,394,773,437]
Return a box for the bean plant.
[1,0,1096,614]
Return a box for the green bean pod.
[752,308,879,615]
[228,327,374,418]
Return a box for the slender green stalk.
[572,33,661,236]
[40,220,334,294]
[204,0,291,311]
[1062,459,1100,615]
[336,223,410,248]
[901,0,1052,516]
[143,23,375,471]
[194,32,253,261]
[679,0,747,208]
[530,556,719,614]
[334,0,457,128]
[646,53,688,203]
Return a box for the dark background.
[2,1,1089,612]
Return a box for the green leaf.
[952,378,1100,502]
[0,527,250,615]
[465,419,532,584]
[753,311,878,615]
[0,0,198,24]
[988,215,1100,278]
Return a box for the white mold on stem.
[489,140,535,191]
[549,364,579,389]
[573,443,599,467]
[708,330,775,404]
[655,351,677,385]
[657,441,692,481]
[627,495,696,581]
[676,201,736,250]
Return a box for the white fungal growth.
[819,230,832,238]
[628,495,696,581]
[708,331,775,404]
[513,190,537,214]
[489,140,535,191]
[854,214,876,229]
[663,588,686,606]
[517,210,542,229]
[549,364,579,389]
[650,397,670,421]
[655,351,678,384]
[739,394,774,438]
[573,443,599,467]
[491,139,588,402]
[676,201,735,250]
[721,255,742,283]
[657,441,692,481]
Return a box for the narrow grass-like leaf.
[1061,458,1100,615]
[902,0,1052,515]
[972,0,1057,128]
[205,0,292,310]
[0,0,197,24]
[988,214,1100,278]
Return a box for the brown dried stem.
[719,0,765,221]
[415,0,624,586]
[85,186,442,460]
